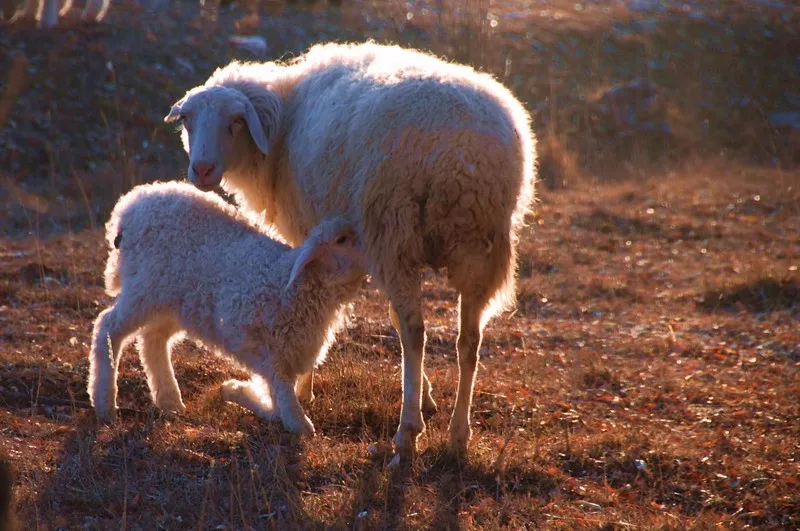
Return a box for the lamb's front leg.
[265,364,315,436]
[220,375,278,421]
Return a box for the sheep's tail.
[484,105,537,325]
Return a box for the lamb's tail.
[104,244,122,297]
[103,198,126,297]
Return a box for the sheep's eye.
[180,115,191,132]
[335,234,350,245]
[229,118,243,136]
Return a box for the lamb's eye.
[335,234,350,245]
[180,114,191,132]
[229,119,243,136]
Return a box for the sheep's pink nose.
[192,161,216,180]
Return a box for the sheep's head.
[164,86,271,191]
[285,218,367,293]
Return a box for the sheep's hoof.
[94,406,118,424]
[392,426,420,461]
[156,396,187,416]
[387,453,405,469]
[448,422,472,453]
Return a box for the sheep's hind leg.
[390,306,437,416]
[448,292,490,452]
[138,320,185,415]
[88,305,142,422]
[386,278,426,464]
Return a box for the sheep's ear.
[285,242,324,292]
[164,98,185,123]
[244,99,270,155]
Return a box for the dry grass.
[1,166,798,529]
[1,0,800,529]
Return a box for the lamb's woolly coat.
[167,41,536,457]
[89,181,363,434]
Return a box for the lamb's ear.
[285,241,325,292]
[243,99,270,155]
[164,97,186,123]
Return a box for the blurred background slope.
[1,0,798,234]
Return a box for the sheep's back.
[283,44,534,271]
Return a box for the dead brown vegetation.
[1,0,799,528]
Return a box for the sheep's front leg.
[138,321,185,415]
[88,305,139,421]
[296,370,314,403]
[387,279,426,463]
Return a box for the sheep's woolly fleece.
[190,41,536,317]
[170,41,536,453]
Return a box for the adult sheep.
[165,41,536,461]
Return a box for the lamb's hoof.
[286,415,316,437]
[158,400,186,417]
[220,380,243,402]
[298,390,315,404]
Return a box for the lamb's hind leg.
[138,320,185,415]
[88,304,142,421]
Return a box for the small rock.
[229,35,269,59]
[174,57,195,74]
[577,500,602,512]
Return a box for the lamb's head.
[285,218,367,294]
[164,85,274,191]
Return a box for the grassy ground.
[1,0,799,529]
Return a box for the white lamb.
[165,42,536,460]
[87,181,366,435]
